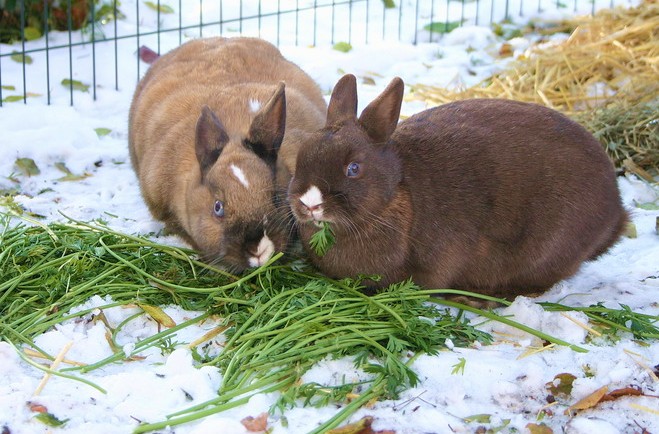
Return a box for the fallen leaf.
[15,158,40,176]
[27,402,48,413]
[565,385,609,416]
[600,386,643,402]
[546,373,576,398]
[33,412,68,427]
[10,52,33,64]
[526,423,554,434]
[138,45,160,64]
[94,127,112,137]
[333,42,353,53]
[463,414,491,423]
[137,303,176,328]
[241,412,268,432]
[144,1,174,13]
[499,42,514,57]
[328,416,395,434]
[54,162,91,182]
[61,78,90,92]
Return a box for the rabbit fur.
[288,74,628,299]
[129,37,326,270]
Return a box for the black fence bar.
[0,0,637,107]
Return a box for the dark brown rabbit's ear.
[358,77,404,143]
[326,74,358,127]
[246,82,286,165]
[196,105,230,176]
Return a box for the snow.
[1,0,657,433]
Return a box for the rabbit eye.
[213,200,225,218]
[346,162,361,178]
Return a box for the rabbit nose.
[298,185,324,218]
[247,234,275,267]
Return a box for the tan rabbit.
[288,74,628,299]
[129,37,326,270]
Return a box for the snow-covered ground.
[1,1,657,433]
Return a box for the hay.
[411,0,659,172]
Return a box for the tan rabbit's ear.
[195,105,230,176]
[246,82,286,165]
[326,74,358,127]
[358,77,404,143]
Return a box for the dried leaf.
[600,386,643,402]
[565,385,609,416]
[526,423,554,434]
[27,402,48,413]
[138,45,160,64]
[15,158,40,177]
[241,412,268,432]
[137,303,176,328]
[546,373,576,398]
[54,162,90,182]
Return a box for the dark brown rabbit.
[288,74,628,298]
[129,37,326,271]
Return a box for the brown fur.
[129,37,326,270]
[288,74,628,299]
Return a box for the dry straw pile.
[412,0,658,175]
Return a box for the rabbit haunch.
[129,37,326,270]
[288,74,628,298]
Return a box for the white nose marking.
[299,185,323,209]
[249,99,262,113]
[230,164,250,188]
[248,234,275,267]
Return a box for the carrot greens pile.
[0,213,656,433]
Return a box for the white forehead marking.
[248,234,275,267]
[230,164,250,188]
[249,99,262,113]
[299,185,323,208]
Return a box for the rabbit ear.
[246,82,286,166]
[326,74,358,127]
[196,105,230,176]
[358,77,404,143]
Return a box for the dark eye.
[346,162,361,178]
[213,200,225,218]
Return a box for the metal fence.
[0,0,630,106]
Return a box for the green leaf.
[34,412,68,427]
[464,414,492,423]
[10,52,33,64]
[381,0,396,8]
[94,127,112,137]
[546,372,576,398]
[2,95,24,103]
[61,79,90,92]
[54,162,90,182]
[309,221,335,256]
[23,26,42,41]
[144,1,175,13]
[1,85,16,91]
[15,158,40,176]
[635,201,659,210]
[451,357,466,375]
[333,41,353,53]
[424,21,461,34]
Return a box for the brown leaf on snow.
[328,416,395,434]
[26,402,48,413]
[545,373,576,399]
[241,412,268,432]
[565,385,609,416]
[599,386,643,402]
[526,423,554,434]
